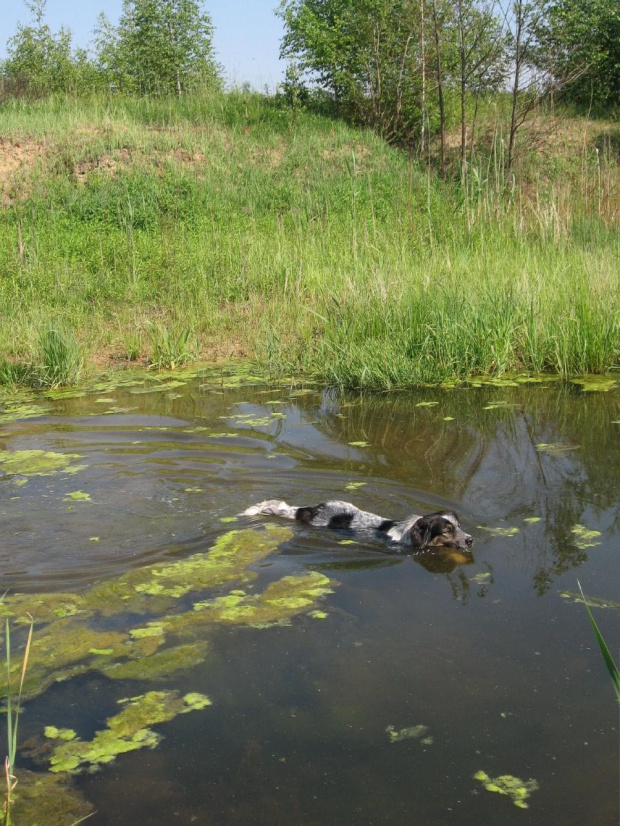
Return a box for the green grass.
[0,92,618,388]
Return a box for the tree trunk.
[431,0,446,177]
[457,0,467,177]
[508,0,524,169]
[420,0,426,153]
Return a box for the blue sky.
[1,0,286,89]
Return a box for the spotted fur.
[242,499,473,551]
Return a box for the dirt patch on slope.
[0,138,45,205]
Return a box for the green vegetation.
[577,581,620,702]
[0,92,618,389]
[46,690,211,774]
[2,615,33,825]
[473,770,539,809]
[0,525,336,700]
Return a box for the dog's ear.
[409,516,434,549]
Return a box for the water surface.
[0,368,618,825]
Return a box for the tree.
[279,0,430,144]
[94,0,220,96]
[279,0,508,159]
[2,0,80,95]
[539,0,620,110]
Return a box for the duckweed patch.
[473,770,539,809]
[570,524,602,549]
[48,690,211,774]
[0,449,85,477]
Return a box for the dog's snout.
[465,535,473,547]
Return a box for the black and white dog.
[243,499,473,552]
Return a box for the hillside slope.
[0,93,618,387]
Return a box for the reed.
[2,616,33,826]
[577,582,620,704]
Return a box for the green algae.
[0,449,85,477]
[12,620,129,697]
[7,768,93,824]
[523,516,542,523]
[477,525,519,537]
[386,724,429,742]
[345,481,366,491]
[570,376,618,393]
[47,690,211,774]
[536,442,579,454]
[99,642,209,681]
[348,441,370,447]
[44,726,77,741]
[570,524,602,549]
[559,590,620,609]
[126,571,337,639]
[470,572,491,584]
[64,490,92,502]
[0,403,51,423]
[130,381,187,394]
[473,770,539,809]
[0,526,336,703]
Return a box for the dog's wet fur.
[242,499,473,552]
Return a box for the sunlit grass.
[0,93,618,388]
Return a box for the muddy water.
[0,368,618,825]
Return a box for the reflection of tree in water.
[294,384,620,595]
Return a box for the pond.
[0,366,618,825]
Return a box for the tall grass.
[0,93,618,388]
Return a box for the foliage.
[278,0,507,145]
[37,328,83,388]
[1,0,90,96]
[93,0,220,96]
[540,0,620,111]
[2,613,34,825]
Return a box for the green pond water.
[0,366,618,825]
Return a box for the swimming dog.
[243,499,473,552]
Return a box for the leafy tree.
[279,0,429,143]
[94,0,220,96]
[2,0,83,95]
[279,0,508,150]
[540,0,620,110]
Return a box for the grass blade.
[577,580,620,702]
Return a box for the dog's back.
[242,499,473,551]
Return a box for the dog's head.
[409,511,473,551]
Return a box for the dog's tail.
[242,499,298,519]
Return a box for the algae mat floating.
[0,525,338,701]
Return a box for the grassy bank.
[0,92,619,388]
